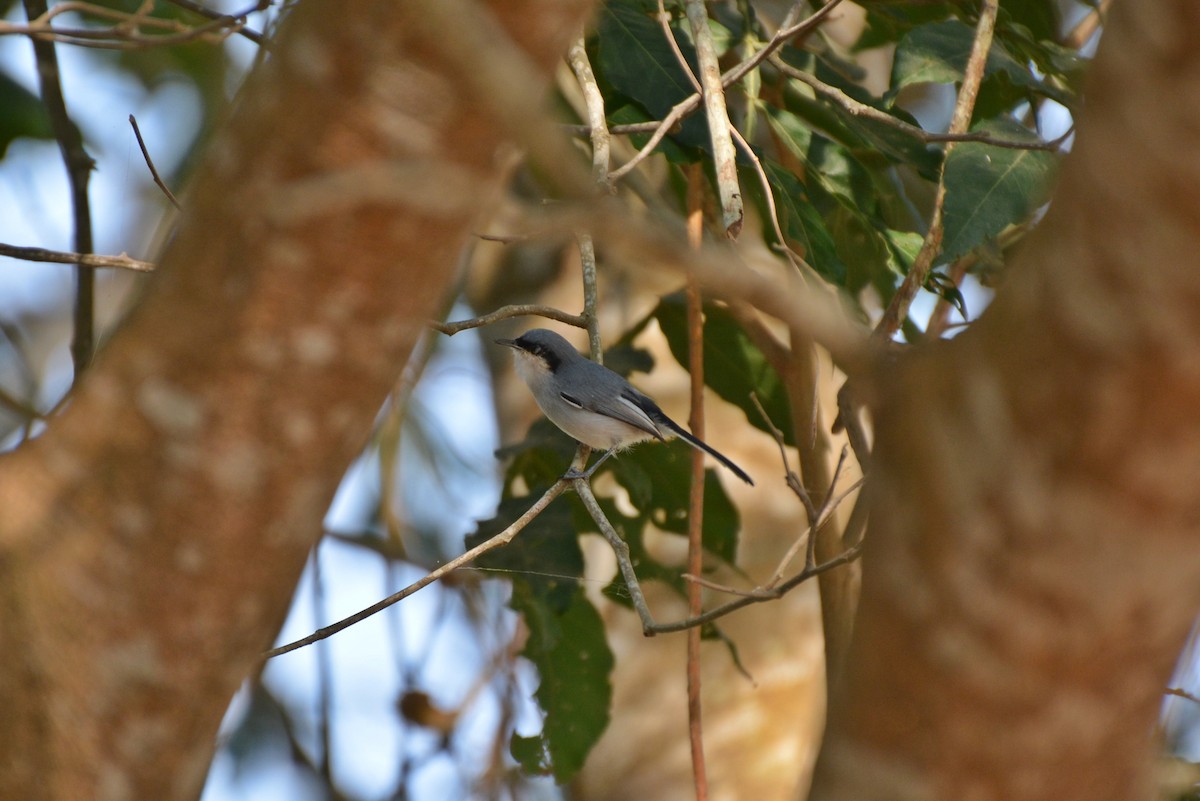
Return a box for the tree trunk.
[812,2,1200,798]
[0,1,589,798]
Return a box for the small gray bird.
[497,328,753,485]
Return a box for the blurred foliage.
[482,0,1088,783]
[0,0,244,182]
[0,0,1094,791]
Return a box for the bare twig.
[0,243,154,272]
[566,33,611,192]
[684,166,709,801]
[129,114,181,210]
[609,0,845,182]
[4,0,257,49]
[572,406,864,636]
[683,0,741,237]
[574,478,657,634]
[24,0,95,379]
[719,0,846,98]
[263,481,569,658]
[162,0,268,46]
[730,123,807,270]
[566,29,609,361]
[563,121,669,137]
[873,0,998,342]
[772,56,1064,152]
[654,543,863,633]
[577,235,602,362]
[474,231,531,244]
[433,305,587,336]
[1166,687,1200,706]
[310,546,335,784]
[1063,0,1110,49]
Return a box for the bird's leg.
[563,446,619,481]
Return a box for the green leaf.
[608,441,740,564]
[941,117,1059,261]
[883,229,926,276]
[499,417,579,491]
[653,294,795,446]
[997,0,1059,43]
[0,72,52,158]
[764,106,812,163]
[595,0,707,149]
[772,54,942,181]
[756,161,847,283]
[509,584,613,783]
[466,494,583,609]
[571,494,683,608]
[855,3,957,50]
[824,203,895,297]
[890,19,1042,96]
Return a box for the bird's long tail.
[657,416,754,486]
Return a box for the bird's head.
[495,328,578,377]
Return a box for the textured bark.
[0,0,589,798]
[813,2,1200,799]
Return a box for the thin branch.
[565,29,609,360]
[24,0,95,379]
[128,114,181,210]
[161,0,267,46]
[683,0,742,237]
[609,0,845,182]
[0,243,154,272]
[575,425,864,636]
[872,0,998,343]
[1166,687,1200,706]
[684,165,709,801]
[432,304,587,336]
[563,121,668,136]
[566,33,611,192]
[772,56,1064,152]
[720,0,846,96]
[310,546,335,784]
[4,0,258,50]
[730,122,807,270]
[1063,0,1110,50]
[574,477,657,634]
[651,543,862,633]
[748,391,823,580]
[377,329,439,555]
[263,481,569,658]
[577,234,603,362]
[473,231,531,244]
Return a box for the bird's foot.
[562,446,618,482]
[562,464,598,481]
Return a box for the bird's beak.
[495,338,519,349]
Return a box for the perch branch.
[263,481,569,658]
[0,243,154,272]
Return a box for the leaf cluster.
[478,0,1089,783]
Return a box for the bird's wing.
[559,382,664,440]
